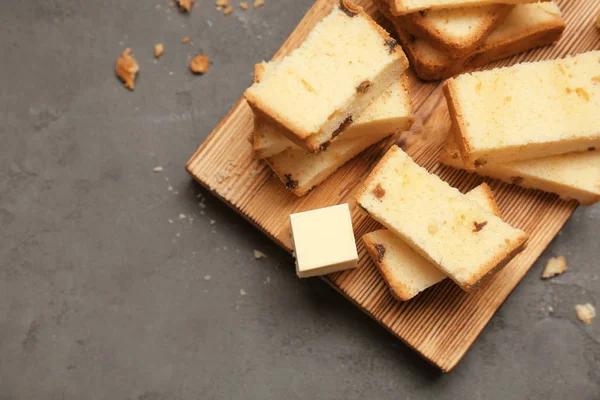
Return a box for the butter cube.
[290,204,359,278]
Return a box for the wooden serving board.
[186,0,599,371]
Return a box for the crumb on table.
[253,250,267,259]
[116,48,139,91]
[240,2,248,9]
[575,303,596,325]
[542,256,568,279]
[154,43,164,58]
[176,0,194,12]
[224,5,233,15]
[190,54,210,74]
[254,0,264,8]
[216,0,229,7]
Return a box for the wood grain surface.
[186,0,600,371]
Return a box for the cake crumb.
[575,303,595,324]
[239,288,247,296]
[254,0,264,8]
[542,256,568,279]
[190,55,210,74]
[223,5,233,15]
[181,36,190,43]
[115,48,139,91]
[176,0,194,12]
[240,2,248,9]
[253,250,266,259]
[153,166,164,172]
[154,43,164,58]
[216,0,228,6]
[204,275,211,281]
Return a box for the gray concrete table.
[1,1,598,399]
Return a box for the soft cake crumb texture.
[255,77,412,158]
[364,184,500,300]
[440,134,600,205]
[449,51,600,163]
[542,256,568,279]
[357,146,527,289]
[290,204,358,278]
[245,5,404,143]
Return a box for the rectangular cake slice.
[440,132,600,205]
[389,0,539,16]
[364,183,502,301]
[400,4,512,55]
[254,75,413,159]
[356,145,528,291]
[444,50,600,168]
[244,0,408,153]
[382,2,565,81]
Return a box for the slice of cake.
[356,145,528,291]
[440,132,600,205]
[364,183,502,301]
[244,0,409,153]
[266,87,413,196]
[388,0,538,16]
[467,2,565,67]
[380,1,565,81]
[401,4,512,55]
[444,50,600,168]
[254,75,413,159]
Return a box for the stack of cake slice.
[375,0,566,80]
[244,0,414,196]
[441,51,600,205]
[357,145,529,297]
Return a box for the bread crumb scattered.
[216,0,228,6]
[153,166,164,172]
[176,0,194,12]
[168,219,173,224]
[179,213,187,220]
[154,43,164,58]
[210,219,216,225]
[575,303,595,325]
[115,48,139,91]
[254,0,264,8]
[181,36,190,43]
[239,288,247,296]
[204,275,211,281]
[264,276,270,284]
[542,256,568,279]
[240,2,248,9]
[168,185,173,191]
[190,54,210,74]
[169,2,175,7]
[223,5,233,15]
[253,250,266,259]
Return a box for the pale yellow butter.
[290,204,358,278]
